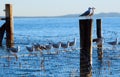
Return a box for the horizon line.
[0,12,120,18]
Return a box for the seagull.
[39,45,47,50]
[107,38,118,45]
[107,38,118,49]
[26,45,35,56]
[80,7,95,17]
[33,43,48,55]
[61,41,69,51]
[80,7,92,17]
[52,42,61,48]
[69,38,76,50]
[38,45,47,56]
[44,43,52,54]
[51,42,61,54]
[33,43,43,56]
[32,43,40,51]
[93,38,103,46]
[8,46,20,61]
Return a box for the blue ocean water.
[0,17,120,77]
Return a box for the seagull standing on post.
[79,7,95,18]
[80,7,92,17]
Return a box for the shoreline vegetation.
[0,12,120,18]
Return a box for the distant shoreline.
[1,12,120,18]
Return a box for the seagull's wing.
[80,10,90,16]
[26,46,33,52]
[9,48,16,52]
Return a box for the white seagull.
[44,43,52,54]
[38,45,47,56]
[33,43,47,56]
[32,43,40,51]
[93,38,103,46]
[8,46,20,61]
[80,7,95,17]
[69,38,76,50]
[51,42,61,54]
[107,38,118,49]
[26,45,35,56]
[108,38,118,45]
[61,41,69,51]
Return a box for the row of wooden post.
[0,4,14,48]
[80,19,102,77]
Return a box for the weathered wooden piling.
[96,19,103,60]
[5,4,14,47]
[79,19,92,77]
[0,23,6,46]
[97,19,102,38]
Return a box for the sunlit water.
[0,17,120,77]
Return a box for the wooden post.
[96,19,103,60]
[5,4,14,47]
[97,19,102,38]
[0,23,6,46]
[79,19,92,77]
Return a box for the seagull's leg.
[34,48,38,56]
[34,51,38,56]
[67,47,71,51]
[28,52,33,56]
[7,55,11,61]
[64,48,67,52]
[54,48,59,54]
[19,62,22,68]
[13,54,18,61]
[37,47,42,55]
[54,48,58,53]
[112,45,116,50]
[39,50,43,56]
[40,57,45,71]
[71,46,76,51]
[47,50,51,54]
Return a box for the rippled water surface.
[0,17,120,77]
